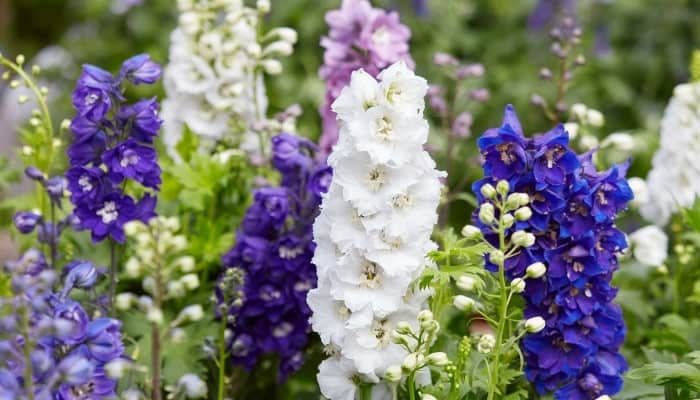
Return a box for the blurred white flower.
[177,374,207,398]
[627,177,650,207]
[629,225,668,267]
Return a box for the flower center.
[367,166,387,191]
[392,193,412,208]
[120,150,140,168]
[496,143,516,165]
[279,245,303,259]
[545,145,565,168]
[96,201,118,224]
[85,93,99,106]
[372,27,390,46]
[372,319,390,347]
[78,175,93,192]
[360,260,380,288]
[273,322,293,338]
[376,116,394,141]
[71,381,96,397]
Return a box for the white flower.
[601,132,635,152]
[629,225,668,267]
[309,63,442,388]
[640,82,700,224]
[627,177,649,207]
[177,374,207,398]
[178,304,204,323]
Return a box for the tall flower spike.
[318,0,414,156]
[639,82,700,225]
[161,0,297,155]
[66,56,161,243]
[473,105,632,399]
[219,133,331,382]
[309,61,444,399]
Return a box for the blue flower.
[532,125,580,187]
[477,105,529,180]
[119,54,162,85]
[118,97,162,143]
[102,139,161,189]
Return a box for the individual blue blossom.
[474,105,631,399]
[67,55,162,243]
[13,211,42,234]
[219,133,330,382]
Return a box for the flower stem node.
[525,316,546,333]
[453,295,475,311]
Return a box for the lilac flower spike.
[66,56,162,243]
[474,105,632,399]
[318,0,414,156]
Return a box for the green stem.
[487,205,510,400]
[109,240,117,315]
[359,383,373,400]
[19,300,36,400]
[673,263,683,314]
[217,321,228,400]
[407,372,417,400]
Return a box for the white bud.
[21,146,33,155]
[18,95,28,104]
[628,177,649,207]
[564,122,579,139]
[461,225,482,240]
[171,328,187,342]
[167,281,186,298]
[179,12,200,35]
[260,59,283,75]
[180,274,200,290]
[526,262,547,279]
[137,295,153,312]
[571,103,587,120]
[580,135,599,150]
[421,394,438,400]
[147,307,164,325]
[515,206,532,221]
[496,180,510,196]
[142,277,155,293]
[525,316,546,333]
[453,295,475,311]
[256,0,270,13]
[601,132,634,152]
[456,275,477,292]
[402,353,422,371]
[426,352,449,366]
[178,304,204,322]
[15,54,25,65]
[511,230,535,247]
[177,256,196,272]
[480,183,496,199]
[384,365,402,382]
[506,193,529,208]
[477,334,496,354]
[171,235,187,252]
[595,396,612,400]
[115,293,135,311]
[417,310,433,324]
[511,278,526,293]
[586,109,604,127]
[105,359,129,379]
[263,41,294,57]
[478,203,495,225]
[268,27,298,44]
[124,221,142,236]
[177,373,207,398]
[502,213,515,228]
[395,321,413,335]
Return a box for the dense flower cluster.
[639,82,700,225]
[219,133,331,382]
[308,61,443,399]
[473,106,632,399]
[318,0,414,156]
[162,0,297,154]
[66,54,162,243]
[0,257,125,400]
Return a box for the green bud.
[496,180,510,196]
[395,321,413,335]
[490,250,505,266]
[384,365,402,382]
[511,277,526,293]
[426,352,449,366]
[15,54,25,66]
[9,80,20,89]
[31,65,40,75]
[1,71,10,80]
[511,230,535,247]
[526,262,546,278]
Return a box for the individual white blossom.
[162,0,296,156]
[641,82,700,224]
[628,225,669,267]
[176,373,207,398]
[309,62,443,394]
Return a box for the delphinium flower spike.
[218,133,331,383]
[318,0,414,156]
[308,61,444,399]
[472,105,632,399]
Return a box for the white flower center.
[360,260,380,289]
[376,116,394,141]
[386,83,404,104]
[392,193,412,209]
[78,175,93,192]
[372,27,390,46]
[279,245,303,259]
[380,230,403,249]
[371,319,390,347]
[120,152,140,168]
[367,166,387,191]
[336,303,350,318]
[85,93,99,106]
[96,201,118,224]
[273,322,293,338]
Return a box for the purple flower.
[102,139,161,189]
[13,211,42,234]
[25,166,46,182]
[46,176,68,204]
[66,166,110,204]
[74,193,149,243]
[63,261,100,291]
[5,248,47,276]
[70,116,103,140]
[67,132,108,167]
[85,318,125,363]
[271,133,314,173]
[72,84,112,122]
[53,300,89,345]
[119,54,162,85]
[308,164,333,198]
[118,97,162,143]
[475,105,630,398]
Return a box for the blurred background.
[1,0,699,261]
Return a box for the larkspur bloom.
[308,62,443,399]
[162,0,297,155]
[219,133,330,382]
[639,82,700,225]
[318,0,414,156]
[66,55,161,243]
[0,249,125,399]
[473,105,632,399]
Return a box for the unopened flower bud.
[506,193,529,209]
[586,109,604,127]
[511,231,535,247]
[402,353,422,371]
[426,352,449,366]
[181,274,200,290]
[478,203,495,225]
[15,54,25,65]
[480,183,496,199]
[177,256,196,272]
[147,307,164,324]
[453,295,475,311]
[489,250,505,266]
[395,321,413,335]
[525,316,546,333]
[263,41,294,57]
[421,395,437,400]
[267,27,298,44]
[461,225,482,240]
[178,304,204,322]
[115,293,135,310]
[595,396,612,400]
[515,206,532,221]
[256,0,270,13]
[105,359,129,379]
[456,275,477,292]
[571,103,587,120]
[511,277,526,293]
[526,262,547,279]
[477,334,495,354]
[177,374,207,398]
[496,180,510,196]
[502,213,514,228]
[384,365,402,382]
[260,59,283,75]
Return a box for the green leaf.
[682,197,700,232]
[175,124,200,162]
[627,362,700,392]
